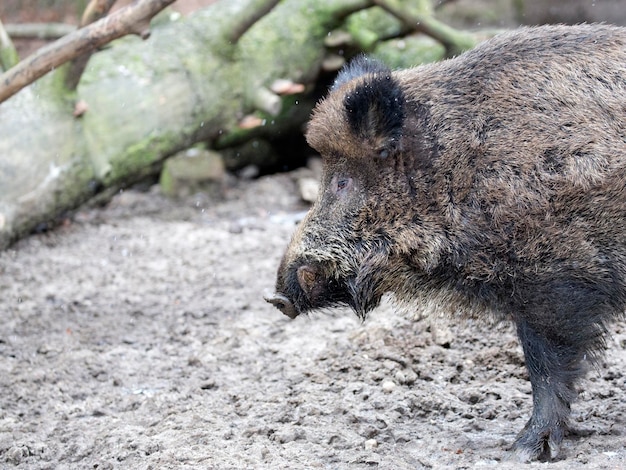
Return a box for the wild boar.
[265,24,626,461]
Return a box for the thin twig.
[0,0,176,104]
[82,0,119,24]
[373,0,477,56]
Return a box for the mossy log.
[0,0,348,247]
[0,0,478,249]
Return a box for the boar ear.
[342,69,405,157]
[332,55,391,91]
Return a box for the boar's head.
[266,57,444,319]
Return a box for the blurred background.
[2,0,625,58]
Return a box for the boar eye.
[378,149,389,159]
[332,176,353,196]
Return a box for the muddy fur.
[267,24,626,461]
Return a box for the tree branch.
[227,0,282,44]
[373,0,478,56]
[0,19,19,72]
[65,0,118,90]
[0,0,176,105]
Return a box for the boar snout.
[264,292,299,319]
[265,264,321,319]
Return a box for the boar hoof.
[264,292,300,319]
[511,420,564,462]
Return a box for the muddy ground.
[0,173,624,469]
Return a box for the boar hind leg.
[512,319,584,461]
[510,279,613,461]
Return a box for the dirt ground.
[0,173,624,469]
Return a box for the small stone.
[395,369,417,385]
[160,148,225,198]
[272,428,304,444]
[430,320,454,348]
[6,445,29,464]
[364,438,378,450]
[382,380,396,393]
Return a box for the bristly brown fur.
[270,24,626,461]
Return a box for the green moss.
[50,155,98,210]
[33,64,78,108]
[345,7,405,51]
[0,43,19,70]
[373,35,446,68]
[103,130,182,185]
